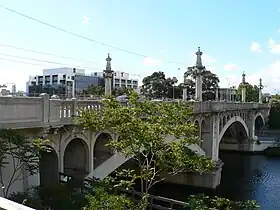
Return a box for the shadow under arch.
[94,133,114,169]
[39,146,59,186]
[254,113,265,132]
[63,138,89,179]
[217,116,249,158]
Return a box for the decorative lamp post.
[103,53,114,96]
[241,71,246,102]
[172,77,178,100]
[259,78,264,103]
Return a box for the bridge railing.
[0,94,270,129]
[193,101,270,113]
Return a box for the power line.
[0,56,102,72]
[0,52,87,68]
[0,57,47,66]
[0,43,97,64]
[0,5,185,66]
[0,57,146,81]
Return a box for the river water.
[153,152,280,210]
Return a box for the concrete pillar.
[182,88,187,101]
[195,71,202,101]
[71,98,77,116]
[258,90,262,103]
[201,116,220,161]
[40,93,49,123]
[241,88,246,102]
[215,88,219,101]
[259,78,263,103]
[241,71,246,102]
[247,111,256,141]
[104,76,113,96]
[194,47,204,101]
[104,53,114,96]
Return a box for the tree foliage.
[0,129,48,197]
[83,84,133,97]
[82,85,105,97]
[188,194,259,210]
[272,94,280,100]
[141,71,181,99]
[75,90,213,208]
[184,68,220,100]
[83,187,132,210]
[236,83,259,102]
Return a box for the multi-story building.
[26,68,139,98]
[26,67,104,98]
[113,71,138,90]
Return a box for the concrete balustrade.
[0,95,270,129]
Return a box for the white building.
[113,71,139,89]
[26,68,139,97]
[26,67,85,87]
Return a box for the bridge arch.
[63,137,89,179]
[39,146,59,186]
[254,112,265,131]
[93,132,114,169]
[218,116,249,146]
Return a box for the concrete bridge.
[0,93,271,196]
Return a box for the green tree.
[75,91,213,208]
[112,86,133,97]
[0,129,48,197]
[82,85,105,97]
[184,68,220,100]
[83,187,132,210]
[188,194,259,210]
[141,71,177,99]
[236,83,259,102]
[272,94,280,100]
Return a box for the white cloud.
[142,57,162,66]
[250,41,262,52]
[219,74,240,88]
[229,61,280,93]
[207,66,217,74]
[82,16,90,24]
[203,54,216,63]
[268,38,280,53]
[224,63,237,71]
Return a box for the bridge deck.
[0,96,270,129]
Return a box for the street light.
[172,77,178,100]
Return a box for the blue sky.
[0,0,280,92]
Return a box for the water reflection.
[218,152,280,209]
[153,152,280,209]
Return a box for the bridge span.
[0,94,271,196]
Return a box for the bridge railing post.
[40,93,49,123]
[71,98,77,117]
[49,98,62,123]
